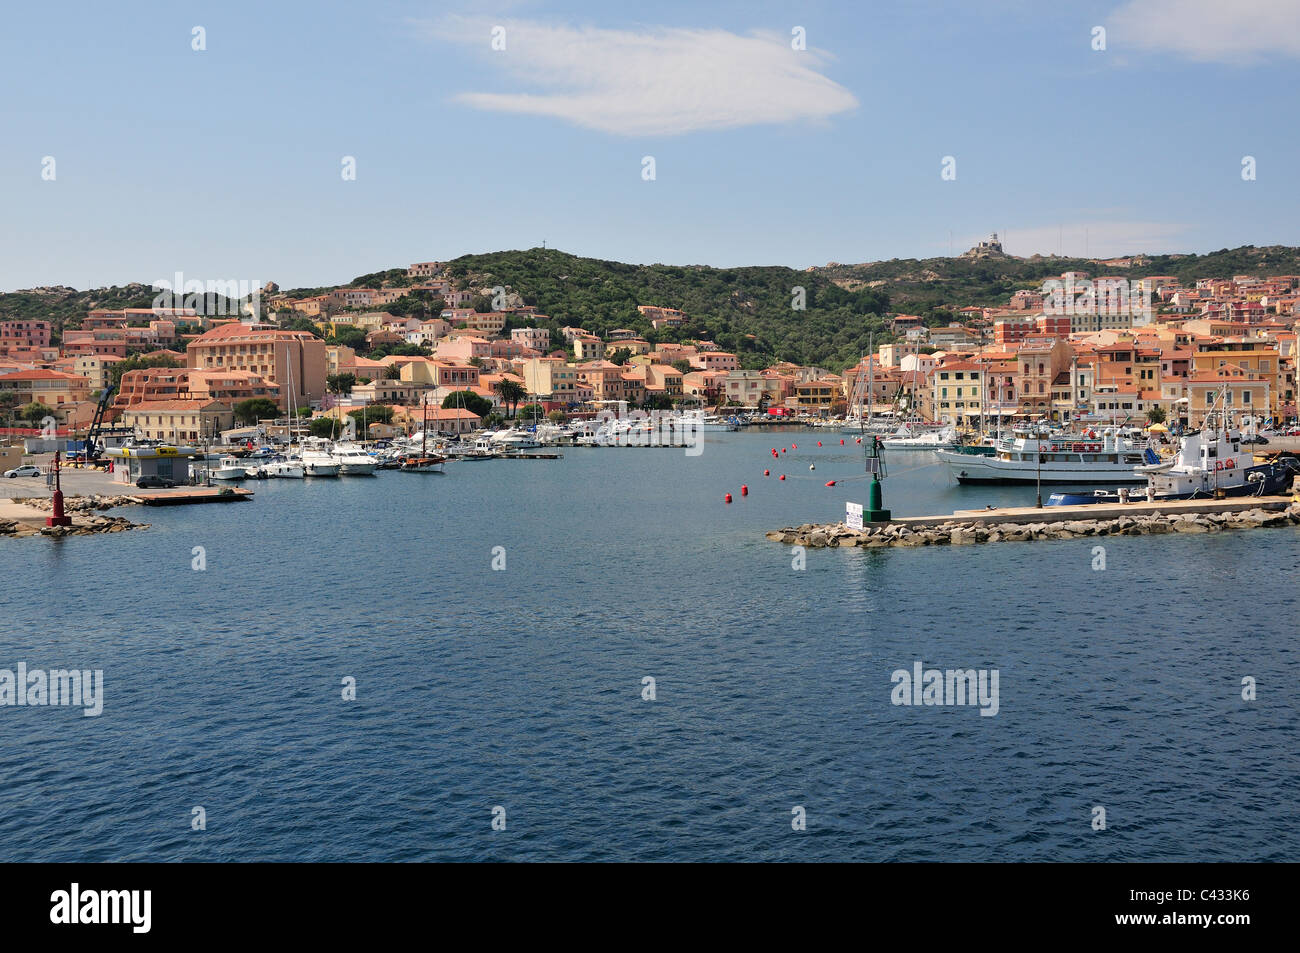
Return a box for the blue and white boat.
[1047,428,1299,505]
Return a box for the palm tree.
[494,379,527,418]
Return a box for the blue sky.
[2,0,1297,291]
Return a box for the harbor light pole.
[47,451,72,528]
[865,435,890,522]
[1035,424,1044,508]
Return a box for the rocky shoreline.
[1,495,148,539]
[15,494,143,512]
[767,503,1300,549]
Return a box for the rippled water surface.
[2,430,1296,861]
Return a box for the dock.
[891,495,1295,529]
[447,452,563,460]
[132,487,254,505]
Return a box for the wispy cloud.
[961,222,1195,259]
[1110,0,1300,63]
[422,17,858,136]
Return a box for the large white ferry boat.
[936,426,1151,484]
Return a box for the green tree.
[471,293,496,313]
[234,398,281,425]
[282,317,324,337]
[517,402,544,421]
[326,373,357,395]
[493,378,527,417]
[308,417,345,439]
[608,347,632,366]
[0,390,19,428]
[20,401,56,424]
[327,325,368,351]
[383,364,402,380]
[347,405,395,429]
[1146,406,1167,425]
[671,359,693,375]
[443,390,493,418]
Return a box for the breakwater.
[768,500,1300,548]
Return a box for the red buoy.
[782,448,787,453]
[741,484,748,496]
[840,439,845,445]
[856,437,862,444]
[817,441,822,446]
[763,469,770,476]
[792,443,797,449]
[825,480,836,487]
[779,474,786,480]
[724,493,732,503]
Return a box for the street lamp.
[1036,422,1044,508]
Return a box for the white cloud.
[964,222,1194,258]
[1110,0,1300,62]
[423,18,858,136]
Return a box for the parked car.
[4,465,42,478]
[1241,435,1270,446]
[135,475,177,489]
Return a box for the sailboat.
[399,398,446,472]
[266,344,306,479]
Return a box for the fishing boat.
[457,437,501,460]
[936,426,1150,484]
[1048,426,1300,506]
[211,456,248,480]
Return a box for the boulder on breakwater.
[1,495,148,538]
[765,503,1300,549]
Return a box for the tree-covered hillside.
[6,244,1297,372]
[444,248,890,370]
[818,244,1300,314]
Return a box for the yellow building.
[121,399,233,442]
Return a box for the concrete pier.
[768,496,1300,549]
[893,495,1295,529]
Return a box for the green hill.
[6,244,1298,371]
[817,244,1300,314]
[441,248,890,371]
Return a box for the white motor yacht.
[332,442,378,475]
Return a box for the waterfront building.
[0,368,91,407]
[120,399,233,443]
[186,324,326,409]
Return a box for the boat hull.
[937,450,1148,484]
[1048,463,1297,505]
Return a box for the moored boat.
[937,426,1150,484]
[1047,430,1300,505]
[882,424,958,450]
[332,442,377,475]
[211,456,248,480]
